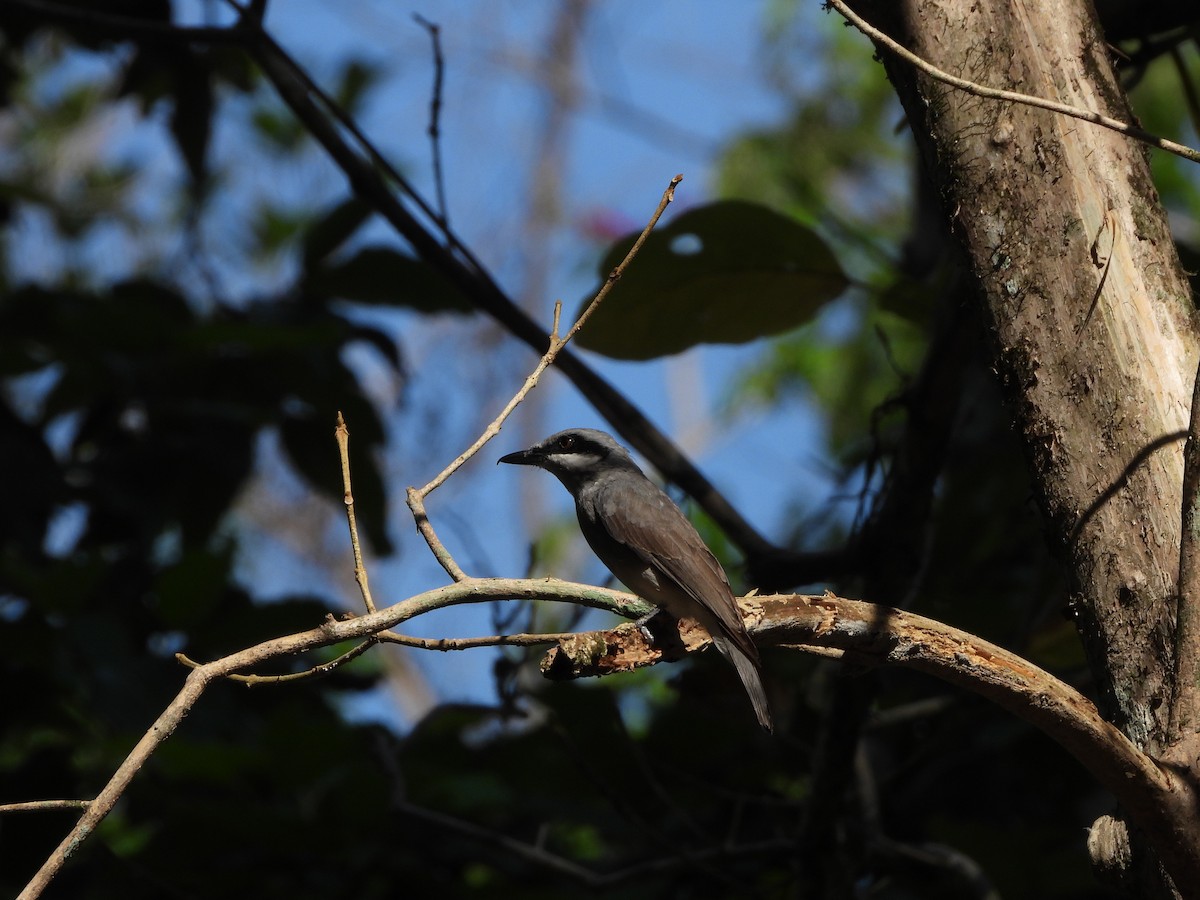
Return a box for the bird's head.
[498,428,639,491]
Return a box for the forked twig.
[405,173,683,580]
[176,638,377,685]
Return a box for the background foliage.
[1,2,1198,897]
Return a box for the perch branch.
[21,579,1200,894]
[16,577,642,900]
[826,0,1200,165]
[543,591,1200,885]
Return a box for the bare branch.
[21,574,1200,894]
[412,13,450,227]
[15,577,642,899]
[826,0,1200,165]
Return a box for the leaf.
[170,49,213,187]
[301,197,374,270]
[304,246,475,314]
[575,200,848,360]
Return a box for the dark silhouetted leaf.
[302,197,374,270]
[305,246,474,314]
[576,200,848,359]
[170,50,213,187]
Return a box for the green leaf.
[575,200,848,360]
[304,246,474,314]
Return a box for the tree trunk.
[855,0,1199,894]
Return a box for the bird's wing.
[592,479,761,662]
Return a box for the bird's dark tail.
[711,633,773,732]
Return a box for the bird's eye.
[557,435,576,451]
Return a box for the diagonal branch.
[244,27,781,563]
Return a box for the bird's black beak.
[498,447,539,466]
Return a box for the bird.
[499,428,772,731]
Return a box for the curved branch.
[543,591,1200,883]
[15,577,647,900]
[24,579,1199,896]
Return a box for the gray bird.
[499,428,772,731]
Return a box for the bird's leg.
[633,607,674,646]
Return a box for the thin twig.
[404,174,682,581]
[175,638,377,685]
[826,0,1200,165]
[406,489,469,581]
[335,412,376,612]
[376,629,580,651]
[0,800,90,814]
[412,13,450,228]
[417,172,681,499]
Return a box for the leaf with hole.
[576,200,848,359]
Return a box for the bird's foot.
[633,608,673,646]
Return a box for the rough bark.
[853,0,1199,893]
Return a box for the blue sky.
[227,1,854,725]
